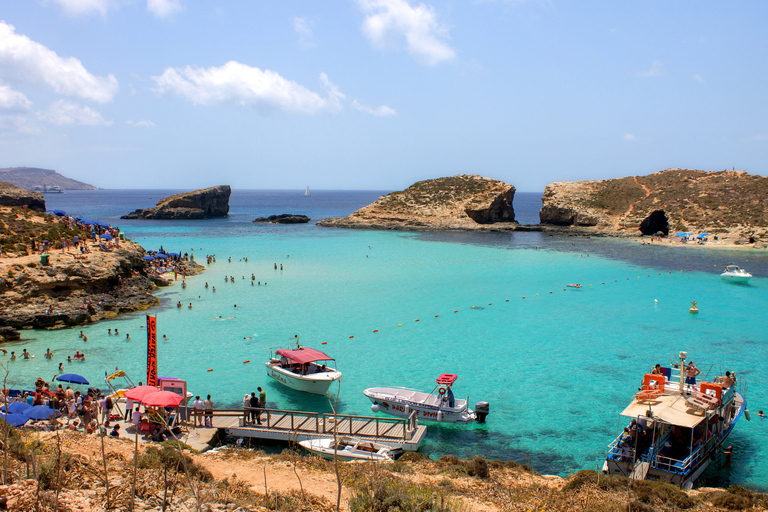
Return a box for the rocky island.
[253,214,310,224]
[318,174,517,231]
[122,185,231,220]
[0,167,97,191]
[539,168,768,246]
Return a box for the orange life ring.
[438,387,446,395]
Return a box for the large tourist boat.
[603,351,748,489]
[364,374,489,424]
[265,340,342,395]
[720,265,752,283]
[31,185,63,193]
[299,436,403,462]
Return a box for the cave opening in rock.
[639,210,669,236]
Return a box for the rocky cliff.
[122,185,231,220]
[0,182,46,212]
[539,169,768,243]
[318,175,517,231]
[0,167,97,191]
[0,240,158,333]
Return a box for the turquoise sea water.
[6,190,768,489]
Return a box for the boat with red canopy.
[265,339,342,395]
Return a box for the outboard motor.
[474,401,490,423]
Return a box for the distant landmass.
[0,167,97,191]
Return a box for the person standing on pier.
[249,392,261,425]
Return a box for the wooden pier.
[205,408,427,451]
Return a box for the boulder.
[0,182,45,212]
[122,185,230,219]
[253,214,311,224]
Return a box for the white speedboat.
[364,374,489,424]
[603,351,748,489]
[299,436,403,462]
[720,265,752,283]
[265,342,341,395]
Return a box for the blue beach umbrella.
[143,255,155,260]
[56,373,89,385]
[0,412,30,427]
[100,233,114,240]
[155,253,168,259]
[1,401,32,414]
[697,233,708,239]
[24,405,61,420]
[51,210,66,216]
[168,252,179,257]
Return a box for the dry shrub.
[563,470,629,493]
[350,474,458,512]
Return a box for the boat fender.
[438,387,446,396]
[744,409,751,421]
[243,360,250,363]
[437,411,442,423]
[371,402,380,413]
[724,446,733,466]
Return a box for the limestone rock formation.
[539,169,768,242]
[0,182,45,212]
[318,175,516,231]
[253,214,311,224]
[122,185,231,219]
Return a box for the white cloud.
[692,74,705,83]
[352,99,396,117]
[152,61,341,114]
[622,134,636,142]
[0,21,119,103]
[293,17,315,48]
[638,60,665,78]
[147,0,183,18]
[0,84,32,111]
[48,0,112,16]
[126,119,156,128]
[41,99,112,125]
[357,0,456,66]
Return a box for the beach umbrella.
[1,401,32,414]
[155,253,168,259]
[168,252,179,257]
[56,373,90,385]
[95,221,110,228]
[100,233,114,240]
[123,385,159,402]
[52,210,66,216]
[142,255,155,260]
[0,412,30,427]
[140,391,184,407]
[697,233,708,239]
[24,405,61,420]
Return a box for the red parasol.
[123,385,160,401]
[140,391,184,408]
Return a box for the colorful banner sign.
[146,315,157,387]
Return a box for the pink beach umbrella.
[140,391,184,408]
[123,385,159,402]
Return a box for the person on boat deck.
[717,371,735,388]
[446,387,455,408]
[685,362,700,391]
[652,364,664,376]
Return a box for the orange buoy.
[454,310,458,313]
[207,369,213,372]
[415,319,419,322]
[505,299,509,302]
[435,315,439,317]
[243,360,250,363]
[349,335,354,338]
[322,341,328,344]
[373,329,378,332]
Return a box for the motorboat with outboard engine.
[720,265,752,283]
[265,339,341,395]
[603,351,749,489]
[364,374,489,424]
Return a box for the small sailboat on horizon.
[305,186,311,197]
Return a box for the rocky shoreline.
[0,240,203,339]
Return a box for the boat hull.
[364,387,476,424]
[266,363,341,395]
[299,437,397,462]
[720,274,751,283]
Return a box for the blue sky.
[1,1,766,191]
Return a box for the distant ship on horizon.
[31,184,63,193]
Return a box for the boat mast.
[678,351,687,393]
